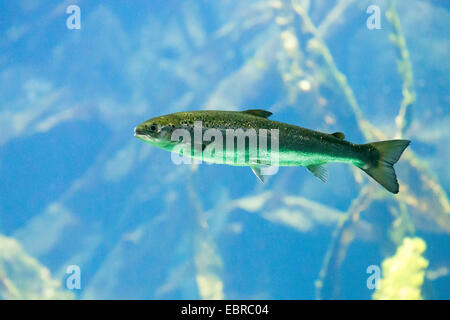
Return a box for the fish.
[134,109,410,193]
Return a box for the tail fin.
[359,140,410,194]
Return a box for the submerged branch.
[186,171,225,300]
[386,0,416,138]
[288,0,449,299]
[291,0,377,141]
[317,0,356,39]
[315,186,376,299]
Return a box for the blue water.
[0,0,449,299]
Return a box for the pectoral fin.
[250,166,265,183]
[306,165,327,182]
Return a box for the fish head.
[134,115,181,150]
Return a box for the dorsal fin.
[331,132,345,140]
[242,109,272,118]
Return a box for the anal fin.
[306,165,327,182]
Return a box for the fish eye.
[150,124,157,132]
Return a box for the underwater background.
[0,0,449,300]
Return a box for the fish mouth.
[134,126,149,141]
[134,126,162,145]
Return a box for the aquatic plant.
[373,237,428,300]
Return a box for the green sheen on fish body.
[134,109,410,194]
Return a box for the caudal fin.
[359,140,410,194]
